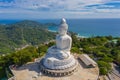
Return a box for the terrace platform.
[11,57,99,80]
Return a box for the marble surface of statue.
[47,18,72,59]
[43,18,76,70]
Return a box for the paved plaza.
[12,58,99,80]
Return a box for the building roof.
[79,54,97,67]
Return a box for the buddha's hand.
[58,51,69,59]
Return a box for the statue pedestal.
[40,56,78,77]
[43,54,77,70]
[40,46,78,76]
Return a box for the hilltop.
[0,20,56,54]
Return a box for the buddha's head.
[58,18,68,36]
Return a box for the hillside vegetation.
[0,20,55,54]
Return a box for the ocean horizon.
[0,18,120,37]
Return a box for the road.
[108,63,120,80]
[112,63,120,77]
[108,72,120,80]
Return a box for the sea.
[0,19,120,37]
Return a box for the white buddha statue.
[47,18,72,59]
[43,18,76,70]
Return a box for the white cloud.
[0,0,105,10]
[0,0,120,19]
[96,8,120,13]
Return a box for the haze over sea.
[0,19,120,37]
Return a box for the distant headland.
[1,19,120,37]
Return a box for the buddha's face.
[58,26,67,36]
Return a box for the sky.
[0,0,120,19]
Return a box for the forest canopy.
[0,20,56,54]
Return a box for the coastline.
[1,19,120,37]
[47,26,120,38]
[48,30,57,33]
[47,27,88,38]
[76,34,89,38]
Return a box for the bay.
[0,19,120,37]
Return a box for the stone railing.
[95,66,100,80]
[8,76,15,80]
[7,66,15,80]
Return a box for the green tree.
[37,45,48,57]
[71,47,81,54]
[97,61,112,75]
[101,56,113,63]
